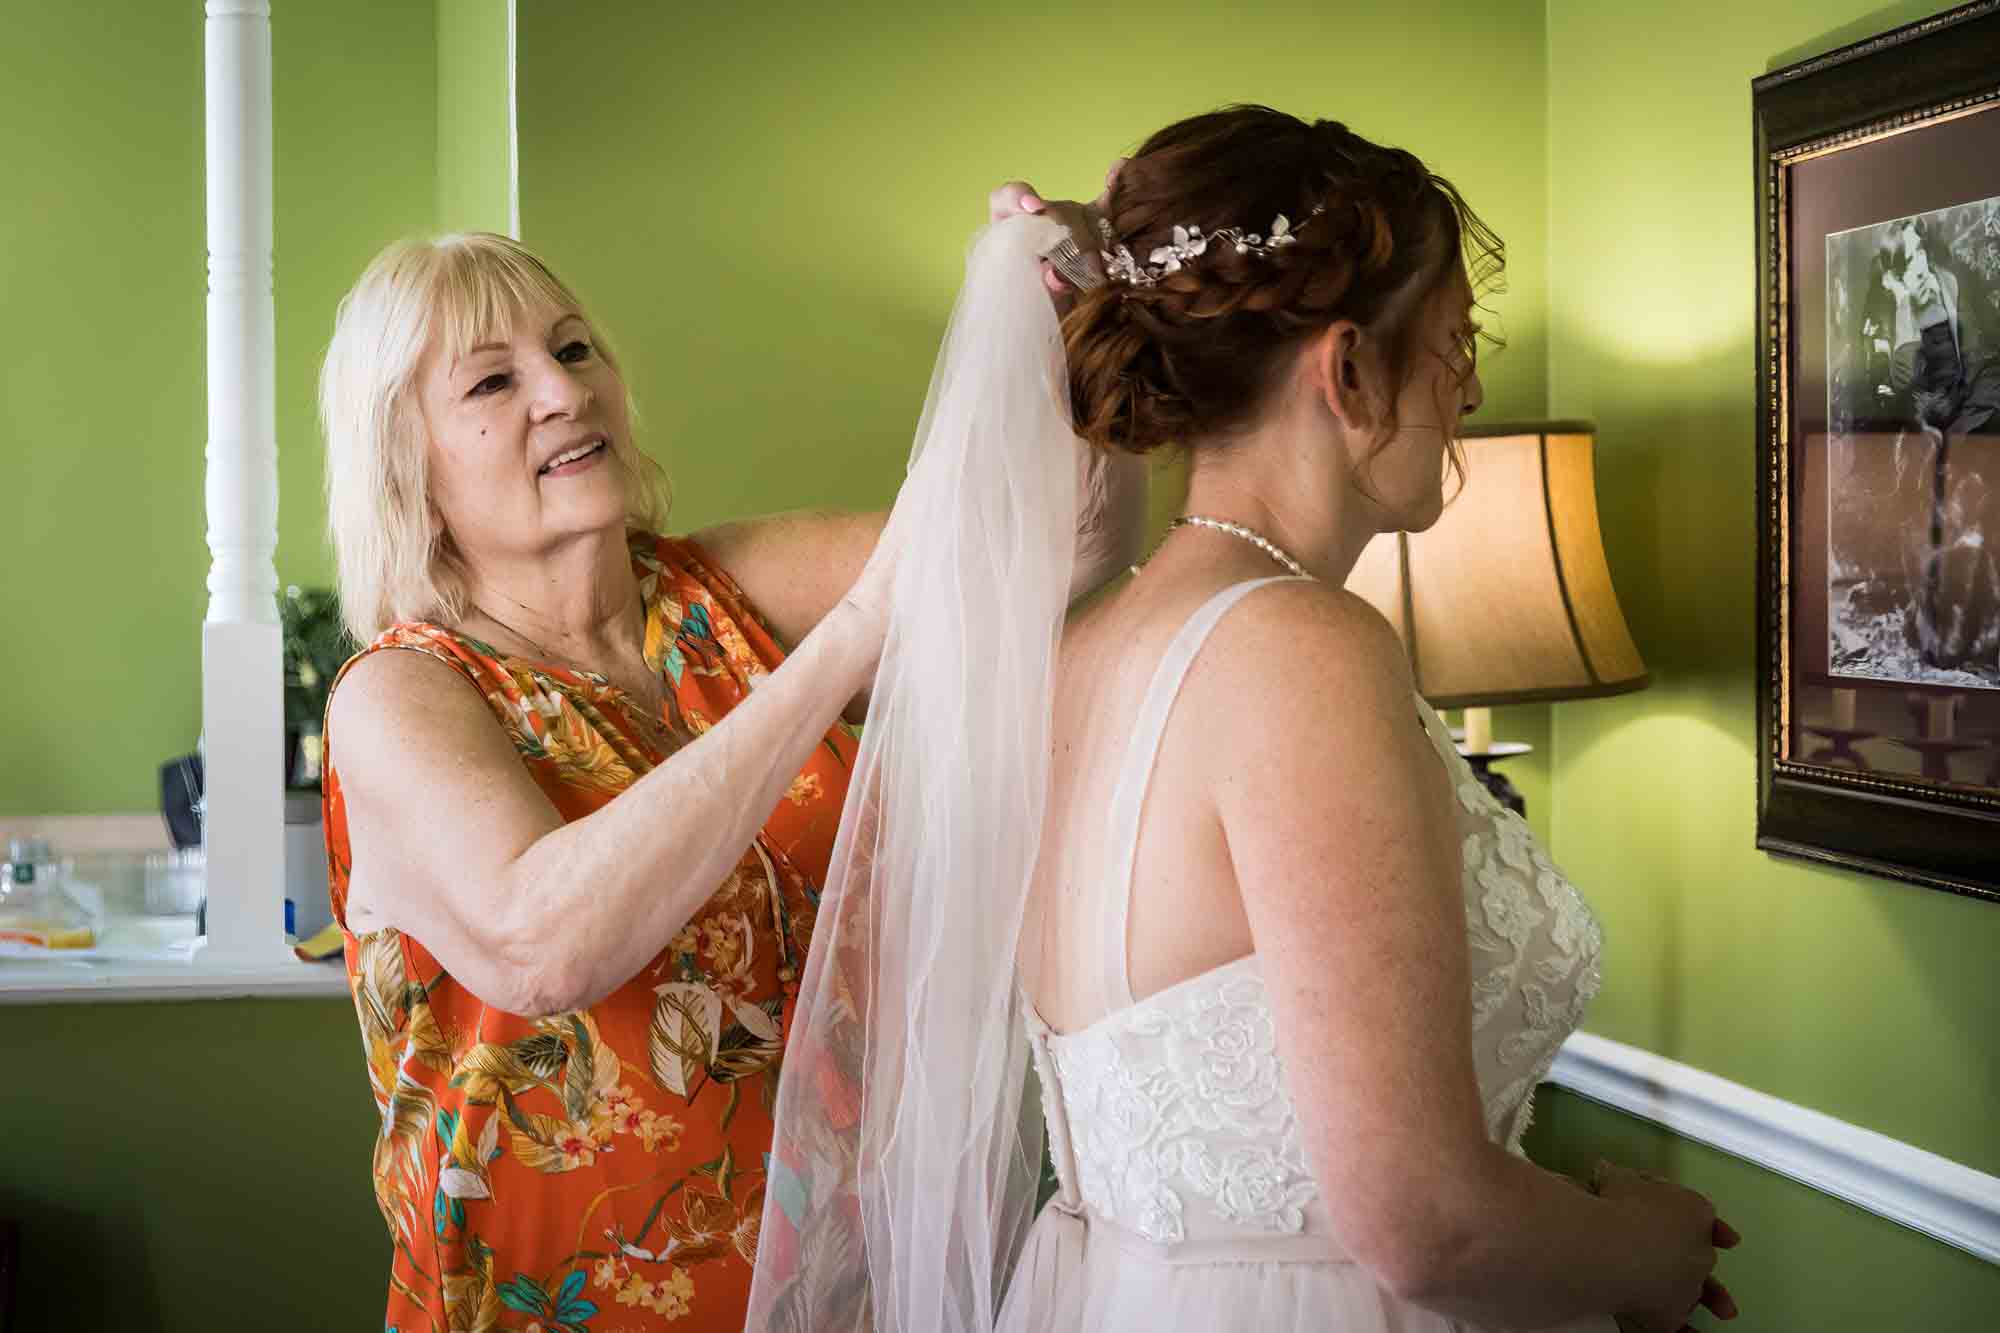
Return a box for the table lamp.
[1345,421,1649,814]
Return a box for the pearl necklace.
[1132,515,1313,579]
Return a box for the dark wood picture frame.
[1755,1,2000,903]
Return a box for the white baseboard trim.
[1547,1031,2000,1264]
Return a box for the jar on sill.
[0,836,101,951]
[143,848,206,916]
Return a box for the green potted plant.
[280,585,354,790]
[280,586,354,947]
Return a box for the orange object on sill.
[0,923,97,950]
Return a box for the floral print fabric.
[322,531,858,1333]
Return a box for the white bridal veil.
[746,213,1081,1333]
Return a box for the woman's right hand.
[838,504,903,643]
[838,428,958,642]
[1594,1161,1741,1331]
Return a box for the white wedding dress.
[999,577,1617,1333]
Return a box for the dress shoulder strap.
[1089,576,1312,1012]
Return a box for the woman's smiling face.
[417,300,635,564]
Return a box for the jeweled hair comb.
[1097,204,1326,289]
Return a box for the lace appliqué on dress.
[1047,972,1317,1245]
[1451,768,1604,1150]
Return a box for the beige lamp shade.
[1345,422,1648,708]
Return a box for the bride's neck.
[1179,427,1383,588]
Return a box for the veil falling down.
[746,214,1085,1333]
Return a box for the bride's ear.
[1304,321,1376,433]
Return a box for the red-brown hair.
[1064,106,1503,467]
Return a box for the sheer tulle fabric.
[1003,1212,1448,1333]
[746,215,1078,1333]
[1001,1215,1613,1333]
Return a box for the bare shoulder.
[1194,579,1416,719]
[1192,578,1460,991]
[326,646,510,778]
[688,510,885,586]
[1184,578,1441,855]
[328,646,560,932]
[329,645,485,725]
[692,507,886,549]
[687,509,887,648]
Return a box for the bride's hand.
[988,160,1127,309]
[1594,1161,1740,1331]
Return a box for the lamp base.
[1458,746,1532,818]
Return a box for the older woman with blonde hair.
[319,196,1132,1330]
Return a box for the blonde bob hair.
[319,232,670,643]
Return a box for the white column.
[199,0,290,966]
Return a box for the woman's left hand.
[989,161,1125,308]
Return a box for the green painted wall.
[1534,0,2000,1324]
[2,1,204,816]
[438,0,514,235]
[273,3,442,598]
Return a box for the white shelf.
[2,816,346,1003]
[0,933,347,1004]
[2,870,346,1003]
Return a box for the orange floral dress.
[321,531,858,1333]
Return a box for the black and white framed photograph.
[1824,198,2000,690]
[1756,1,2000,902]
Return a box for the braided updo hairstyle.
[1065,106,1503,467]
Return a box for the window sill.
[0,954,348,1004]
[1,812,350,1003]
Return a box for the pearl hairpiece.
[1097,204,1325,288]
